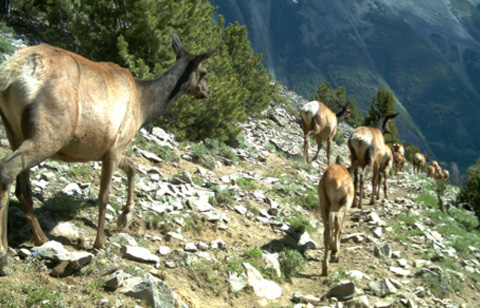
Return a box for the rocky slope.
[0,27,479,308]
[0,82,478,307]
[212,0,480,174]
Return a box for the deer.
[427,164,436,178]
[412,153,430,175]
[348,108,399,208]
[376,144,393,200]
[299,99,350,165]
[318,156,354,276]
[392,152,406,175]
[391,143,405,156]
[0,32,215,275]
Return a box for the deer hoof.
[117,213,132,228]
[0,253,9,276]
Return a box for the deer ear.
[193,49,216,66]
[386,113,400,121]
[172,32,186,59]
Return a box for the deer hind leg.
[330,212,340,263]
[383,170,388,199]
[0,139,60,275]
[117,156,136,229]
[370,163,379,205]
[15,170,48,246]
[319,186,330,276]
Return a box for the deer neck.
[135,60,191,126]
[335,108,348,123]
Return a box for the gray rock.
[50,222,81,243]
[103,270,130,291]
[343,295,370,308]
[120,274,176,308]
[374,243,392,259]
[62,183,82,195]
[234,205,248,215]
[368,278,397,297]
[243,262,282,300]
[32,240,68,260]
[389,267,411,277]
[121,246,160,264]
[298,231,317,251]
[184,243,198,252]
[110,233,138,247]
[169,250,198,266]
[229,272,248,293]
[325,280,356,301]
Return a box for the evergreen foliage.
[458,154,480,219]
[405,144,419,164]
[364,86,398,137]
[9,0,275,142]
[311,82,364,127]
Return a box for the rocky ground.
[0,30,479,308]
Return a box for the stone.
[210,239,226,250]
[62,183,82,195]
[120,274,176,308]
[50,222,81,244]
[158,246,171,255]
[32,241,68,260]
[121,246,160,264]
[229,272,248,293]
[374,243,392,258]
[325,280,356,301]
[298,231,317,251]
[343,295,370,308]
[103,270,130,291]
[109,233,138,247]
[389,267,411,277]
[368,278,397,297]
[234,205,248,215]
[243,262,282,300]
[262,252,281,278]
[184,243,198,252]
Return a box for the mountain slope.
[212,0,480,173]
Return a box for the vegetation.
[458,153,480,221]
[310,82,364,127]
[364,86,398,137]
[5,0,275,144]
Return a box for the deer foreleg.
[117,156,136,229]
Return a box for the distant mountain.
[212,0,480,173]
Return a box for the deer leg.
[312,138,322,162]
[370,164,379,205]
[303,136,310,164]
[321,216,330,276]
[383,170,388,199]
[93,152,120,249]
[15,171,48,246]
[0,139,59,275]
[117,156,136,229]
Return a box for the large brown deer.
[0,32,215,275]
[318,156,354,276]
[348,109,398,208]
[299,100,350,165]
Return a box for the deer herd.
[0,33,449,278]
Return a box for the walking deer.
[299,100,350,165]
[376,144,393,200]
[318,156,354,276]
[0,32,215,275]
[348,108,398,208]
[413,153,430,175]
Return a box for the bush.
[458,154,480,219]
[278,249,306,279]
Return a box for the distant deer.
[376,144,393,200]
[318,156,354,276]
[299,99,350,165]
[348,108,398,208]
[0,32,215,275]
[413,153,430,175]
[392,152,405,175]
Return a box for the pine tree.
[12,0,274,142]
[311,82,363,127]
[364,86,398,137]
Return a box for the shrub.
[278,249,306,279]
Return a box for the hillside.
[211,0,480,174]
[0,18,480,308]
[0,54,479,306]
